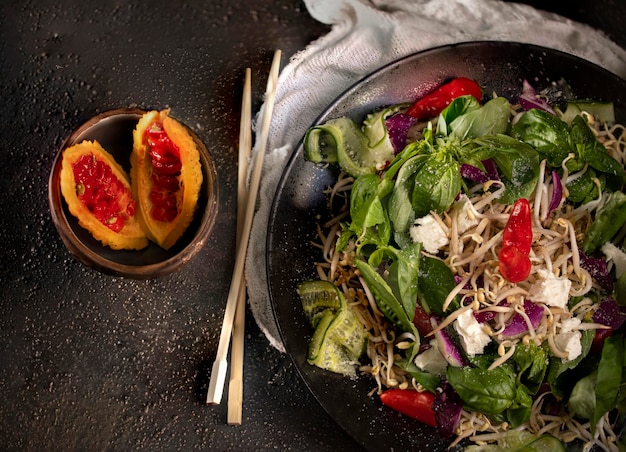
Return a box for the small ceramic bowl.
[48,108,219,278]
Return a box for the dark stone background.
[1,1,623,450]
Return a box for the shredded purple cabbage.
[580,252,614,293]
[482,159,500,181]
[385,113,417,154]
[433,381,462,438]
[519,80,556,115]
[593,299,626,330]
[460,164,489,183]
[473,310,496,323]
[545,170,563,218]
[431,317,466,367]
[460,159,500,184]
[474,300,507,323]
[501,300,543,337]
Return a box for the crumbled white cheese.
[454,309,491,356]
[453,195,480,234]
[602,242,626,278]
[560,317,581,333]
[410,214,448,254]
[555,330,582,362]
[528,269,571,309]
[413,339,448,377]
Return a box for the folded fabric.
[245,0,626,352]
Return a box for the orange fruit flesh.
[59,140,148,250]
[131,110,203,250]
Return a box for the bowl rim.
[48,107,219,279]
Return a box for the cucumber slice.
[298,280,368,376]
[308,301,368,376]
[298,280,342,327]
[303,125,340,164]
[306,309,334,361]
[303,116,395,178]
[560,101,615,125]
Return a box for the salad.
[297,77,626,450]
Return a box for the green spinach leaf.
[571,115,624,177]
[507,385,533,428]
[417,256,460,315]
[513,342,548,394]
[592,335,624,432]
[582,190,626,254]
[447,365,517,415]
[467,134,540,204]
[565,167,601,203]
[511,108,572,167]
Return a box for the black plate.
[267,42,626,450]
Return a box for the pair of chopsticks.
[206,50,282,424]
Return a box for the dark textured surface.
[0,1,624,451]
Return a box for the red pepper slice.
[502,198,532,254]
[379,388,437,427]
[498,198,533,282]
[499,245,532,283]
[407,77,483,120]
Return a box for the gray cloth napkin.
[245,0,626,352]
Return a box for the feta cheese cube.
[410,214,448,254]
[453,195,480,234]
[414,339,448,377]
[454,309,491,356]
[555,330,582,362]
[529,269,571,309]
[560,317,581,333]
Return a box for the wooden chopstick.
[206,49,282,406]
[226,67,252,425]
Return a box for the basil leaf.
[582,191,626,254]
[468,134,540,204]
[436,95,481,137]
[392,242,421,320]
[569,371,597,420]
[447,365,517,415]
[417,256,460,315]
[565,167,601,203]
[512,342,548,394]
[335,225,355,253]
[593,335,624,432]
[348,174,394,251]
[388,154,429,233]
[507,385,533,428]
[411,154,461,218]
[511,108,572,167]
[450,97,511,140]
[384,138,432,181]
[378,243,421,322]
[571,115,624,177]
[356,258,421,363]
[350,174,392,231]
[355,259,414,333]
[397,359,441,393]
